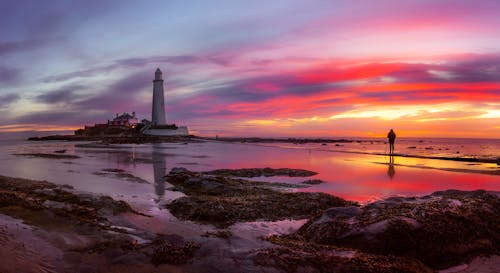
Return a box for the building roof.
[113,112,136,121]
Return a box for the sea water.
[0,137,498,205]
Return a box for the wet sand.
[0,214,62,273]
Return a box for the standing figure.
[387,129,396,154]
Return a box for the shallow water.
[260,137,500,161]
[0,138,498,205]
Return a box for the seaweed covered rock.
[165,168,350,227]
[302,179,325,185]
[203,167,318,177]
[150,234,200,265]
[0,175,136,228]
[0,174,206,270]
[253,245,432,273]
[296,190,500,269]
[13,153,80,159]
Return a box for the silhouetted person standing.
[387,129,396,154]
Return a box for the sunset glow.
[0,0,499,137]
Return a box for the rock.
[13,153,80,159]
[150,235,200,265]
[170,167,191,174]
[165,169,350,227]
[253,236,432,273]
[295,190,500,269]
[320,206,362,222]
[0,175,140,230]
[95,169,150,184]
[102,168,126,173]
[186,177,224,189]
[202,230,232,239]
[203,167,318,177]
[302,179,325,185]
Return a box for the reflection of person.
[387,129,396,154]
[387,155,395,179]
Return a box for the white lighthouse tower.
[152,68,166,125]
[143,68,189,136]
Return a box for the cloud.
[41,65,117,83]
[0,39,43,56]
[35,84,86,104]
[0,66,20,85]
[72,71,151,115]
[0,35,64,57]
[42,54,232,83]
[0,93,20,107]
[10,110,106,126]
[162,53,500,123]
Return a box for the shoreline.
[26,134,500,165]
[26,134,201,144]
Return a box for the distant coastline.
[27,134,199,144]
[26,134,500,165]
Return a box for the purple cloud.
[73,71,151,114]
[0,93,20,107]
[0,66,20,85]
[42,54,232,83]
[10,110,106,126]
[35,84,86,104]
[0,39,42,55]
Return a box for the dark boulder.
[296,190,500,269]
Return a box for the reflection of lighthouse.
[152,145,166,198]
[152,68,166,125]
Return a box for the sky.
[1,0,499,138]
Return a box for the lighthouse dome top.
[154,68,162,80]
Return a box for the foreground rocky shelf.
[253,239,432,273]
[0,175,134,227]
[1,167,498,272]
[261,189,500,272]
[165,167,350,227]
[164,167,500,272]
[0,175,201,271]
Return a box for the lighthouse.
[143,68,189,136]
[151,68,166,125]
